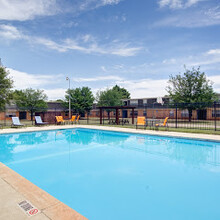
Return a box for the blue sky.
[0,0,220,100]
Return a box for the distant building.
[88,95,220,120]
[122,96,170,107]
[1,101,67,123]
[1,94,219,122]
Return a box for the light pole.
[66,77,71,119]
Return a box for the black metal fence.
[0,102,220,132]
[84,101,220,131]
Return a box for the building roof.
[122,96,169,101]
[47,102,66,111]
[98,106,136,109]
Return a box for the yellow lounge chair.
[55,116,65,125]
[76,115,80,124]
[136,116,146,129]
[155,117,169,130]
[70,115,76,124]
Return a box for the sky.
[0,0,220,100]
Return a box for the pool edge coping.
[0,162,88,220]
[1,124,219,142]
[76,125,220,143]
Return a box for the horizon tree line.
[0,65,218,121]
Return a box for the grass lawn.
[1,118,220,135]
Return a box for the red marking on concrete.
[29,209,38,216]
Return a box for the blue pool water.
[0,128,220,220]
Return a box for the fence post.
[54,108,57,124]
[214,101,217,131]
[31,108,34,125]
[100,108,102,124]
[175,103,178,129]
[4,109,6,127]
[103,110,105,125]
[87,111,89,124]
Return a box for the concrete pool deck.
[0,162,88,220]
[0,124,220,219]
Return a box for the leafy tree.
[0,67,13,110]
[112,85,130,99]
[96,88,122,119]
[13,88,48,121]
[56,99,63,102]
[64,87,94,115]
[167,67,218,121]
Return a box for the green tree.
[64,87,94,115]
[0,67,13,110]
[112,85,130,99]
[167,67,218,121]
[13,88,48,122]
[96,88,122,119]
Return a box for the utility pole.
[66,77,71,119]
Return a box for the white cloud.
[92,77,168,98]
[189,48,220,66]
[0,0,124,21]
[6,66,167,99]
[155,5,220,27]
[98,47,220,90]
[116,74,220,98]
[0,25,142,56]
[207,49,220,55]
[0,0,58,21]
[111,45,141,56]
[158,0,205,9]
[62,39,142,56]
[206,6,220,20]
[101,0,121,5]
[0,24,24,39]
[162,58,177,64]
[101,66,107,72]
[116,78,167,98]
[104,13,127,23]
[7,68,66,100]
[159,0,182,9]
[186,0,204,7]
[209,75,220,93]
[7,68,62,89]
[78,0,123,12]
[43,88,66,100]
[73,75,123,82]
[34,37,67,53]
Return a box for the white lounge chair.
[11,117,25,127]
[35,116,48,126]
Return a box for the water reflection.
[0,131,50,163]
[118,135,220,168]
[0,129,220,169]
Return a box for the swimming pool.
[0,128,220,220]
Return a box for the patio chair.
[11,117,25,128]
[55,116,65,125]
[35,116,48,126]
[155,117,169,130]
[136,116,146,129]
[76,115,80,124]
[70,115,76,124]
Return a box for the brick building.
[88,95,220,120]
